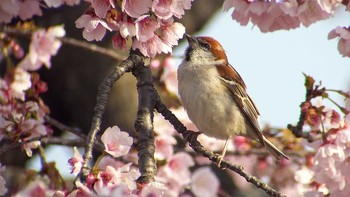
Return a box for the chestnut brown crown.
[184,34,228,62]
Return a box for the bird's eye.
[202,42,211,50]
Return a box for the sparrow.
[177,34,288,166]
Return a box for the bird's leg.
[217,137,230,168]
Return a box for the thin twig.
[44,116,85,140]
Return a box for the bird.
[177,34,288,166]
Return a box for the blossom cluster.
[328,26,350,57]
[222,0,350,57]
[1,26,65,159]
[0,0,80,24]
[223,0,340,33]
[75,0,191,58]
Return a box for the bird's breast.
[177,62,246,139]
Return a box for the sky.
[28,7,350,178]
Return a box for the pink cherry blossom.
[94,163,140,195]
[170,0,193,19]
[297,0,331,27]
[101,126,133,158]
[19,25,65,71]
[159,19,185,47]
[151,0,173,19]
[160,57,178,95]
[0,0,19,23]
[15,180,55,196]
[68,181,96,197]
[312,143,346,192]
[155,135,176,160]
[119,16,136,38]
[160,152,194,186]
[191,167,219,197]
[328,26,350,57]
[132,35,171,58]
[10,68,31,101]
[122,0,152,18]
[18,0,42,20]
[317,0,341,14]
[68,147,84,174]
[98,156,125,170]
[0,163,7,196]
[140,182,167,197]
[76,14,112,41]
[135,16,159,42]
[92,0,115,18]
[112,34,127,50]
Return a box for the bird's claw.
[182,130,201,145]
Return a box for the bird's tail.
[263,136,288,160]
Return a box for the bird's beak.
[185,34,199,48]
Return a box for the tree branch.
[156,102,285,197]
[131,56,159,183]
[77,51,141,183]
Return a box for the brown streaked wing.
[216,63,265,146]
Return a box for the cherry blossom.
[101,126,133,158]
[140,182,167,197]
[112,34,127,50]
[68,147,84,174]
[132,35,171,58]
[14,180,55,196]
[119,15,136,38]
[152,0,194,19]
[75,14,112,41]
[135,16,160,42]
[191,167,219,197]
[68,181,96,197]
[160,152,194,186]
[0,0,42,23]
[19,26,65,71]
[312,142,347,194]
[160,57,178,95]
[19,0,42,20]
[155,134,176,160]
[328,26,350,57]
[91,0,115,18]
[10,68,31,101]
[93,163,140,195]
[160,19,185,49]
[223,0,338,32]
[121,0,152,18]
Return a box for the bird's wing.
[216,63,265,146]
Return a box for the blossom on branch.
[101,126,133,158]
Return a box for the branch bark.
[77,52,138,182]
[131,57,159,183]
